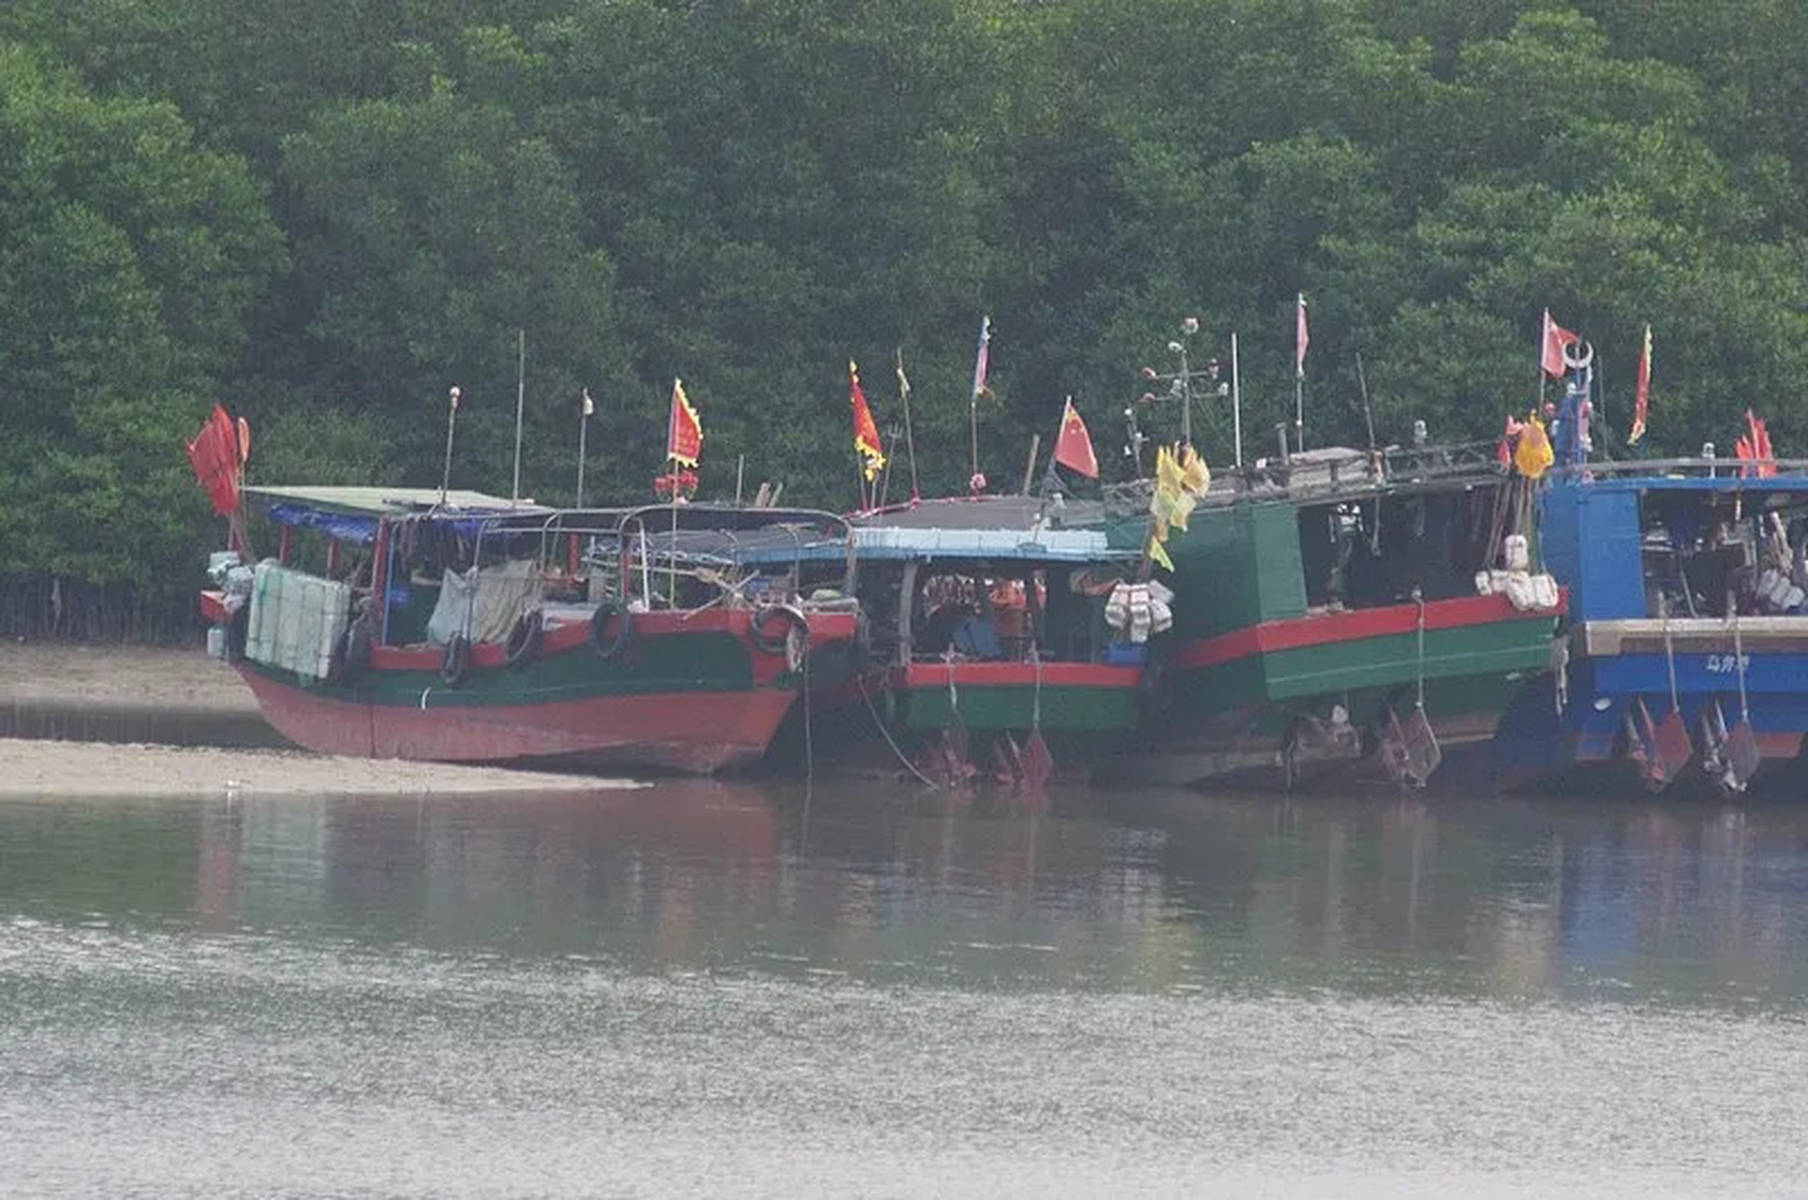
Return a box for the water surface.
[3,780,1806,1196]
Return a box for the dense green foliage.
[5,0,1808,630]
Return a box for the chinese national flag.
[1541,308,1579,378]
[849,360,886,482]
[666,378,702,467]
[1053,397,1098,479]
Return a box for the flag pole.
[575,388,593,507]
[1230,331,1243,468]
[1021,433,1041,494]
[896,348,920,502]
[669,455,679,608]
[878,423,898,510]
[439,386,461,505]
[1293,377,1303,456]
[512,329,526,504]
[969,391,979,493]
[968,315,990,494]
[1355,351,1377,456]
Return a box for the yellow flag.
[1148,533,1174,572]
[1179,444,1210,494]
[1514,411,1554,480]
[1155,444,1184,496]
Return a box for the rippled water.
[3,781,1807,1197]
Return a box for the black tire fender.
[226,604,250,662]
[1135,652,1169,716]
[441,633,472,687]
[590,600,632,660]
[751,604,809,665]
[336,619,373,680]
[504,609,543,668]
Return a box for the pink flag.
[1295,293,1309,378]
[970,315,992,399]
[1541,308,1579,378]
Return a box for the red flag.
[185,403,242,515]
[666,378,702,467]
[1541,308,1579,378]
[1295,293,1309,378]
[849,360,886,482]
[1629,325,1651,445]
[1745,410,1776,478]
[1053,397,1099,479]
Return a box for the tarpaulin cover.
[267,503,379,544]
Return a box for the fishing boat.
[1109,441,1565,790]
[1492,455,1808,797]
[741,496,1152,783]
[198,486,860,773]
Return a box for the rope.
[802,621,814,791]
[1662,593,1680,713]
[1413,586,1426,710]
[1733,606,1749,722]
[1030,644,1043,730]
[857,674,940,788]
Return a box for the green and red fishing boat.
[199,487,860,774]
[1111,444,1564,790]
[757,496,1152,783]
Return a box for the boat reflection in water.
[15,782,1797,1002]
[8,783,1808,1197]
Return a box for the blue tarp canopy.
[250,485,544,544]
[653,523,1133,567]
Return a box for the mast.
[896,348,920,503]
[1230,331,1243,467]
[439,385,461,504]
[575,387,593,508]
[512,329,526,503]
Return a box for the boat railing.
[454,504,856,612]
[1544,457,1808,482]
[1102,439,1509,516]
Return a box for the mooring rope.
[857,673,939,788]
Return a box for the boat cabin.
[1118,443,1536,642]
[1542,463,1808,623]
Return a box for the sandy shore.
[1,640,256,713]
[0,642,647,796]
[0,737,643,798]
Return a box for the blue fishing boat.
[1492,369,1808,795]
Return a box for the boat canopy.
[247,485,537,516]
[654,523,1134,567]
[1546,462,1808,496]
[246,485,540,544]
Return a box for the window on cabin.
[1641,494,1808,618]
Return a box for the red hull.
[237,667,798,774]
